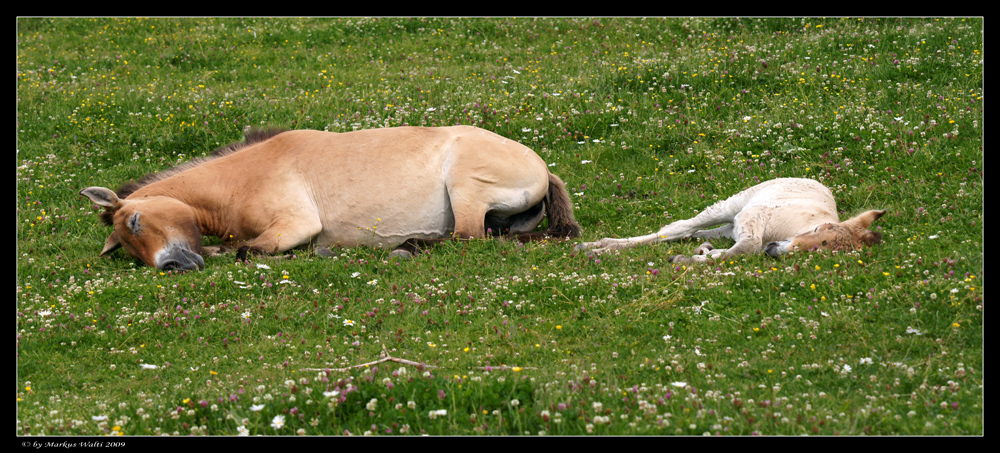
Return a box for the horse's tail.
[541,172,581,238]
[484,172,580,242]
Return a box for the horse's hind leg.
[445,186,492,240]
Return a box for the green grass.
[17,17,982,436]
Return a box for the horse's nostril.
[160,259,198,271]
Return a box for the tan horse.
[81,126,580,270]
[577,178,885,263]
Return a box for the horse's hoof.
[236,246,250,262]
[315,247,336,258]
[389,249,413,260]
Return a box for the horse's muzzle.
[156,245,205,271]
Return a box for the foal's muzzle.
[764,240,789,258]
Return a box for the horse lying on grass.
[81,126,580,271]
[577,177,885,263]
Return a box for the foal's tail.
[541,172,581,238]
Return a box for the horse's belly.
[315,195,455,249]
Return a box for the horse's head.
[80,187,205,271]
[765,209,886,257]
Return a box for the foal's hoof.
[315,247,336,258]
[693,242,715,255]
[668,254,692,264]
[389,249,414,260]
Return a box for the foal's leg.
[690,223,735,241]
[579,199,740,253]
[668,207,765,263]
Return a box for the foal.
[577,178,885,263]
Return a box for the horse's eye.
[127,212,142,235]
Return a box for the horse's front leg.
[236,216,322,261]
[388,237,452,259]
[203,244,234,257]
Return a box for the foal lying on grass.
[577,178,886,263]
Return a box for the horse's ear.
[100,231,122,256]
[80,187,122,209]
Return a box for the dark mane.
[99,127,287,225]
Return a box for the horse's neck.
[133,175,238,239]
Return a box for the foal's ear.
[860,230,883,247]
[80,187,122,209]
[846,209,887,230]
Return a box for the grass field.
[17,17,982,436]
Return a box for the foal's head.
[765,209,886,257]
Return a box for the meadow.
[16,17,982,436]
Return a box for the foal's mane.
[99,127,287,225]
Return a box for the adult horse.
[577,178,885,262]
[81,126,580,270]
